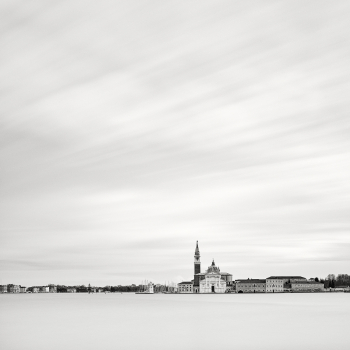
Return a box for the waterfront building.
[40,286,49,293]
[178,281,193,293]
[266,276,307,284]
[0,285,7,293]
[7,284,20,293]
[19,286,26,293]
[33,287,40,293]
[67,287,77,293]
[266,277,284,293]
[291,281,324,292]
[236,279,266,293]
[266,276,307,291]
[199,260,227,293]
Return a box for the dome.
[206,259,220,274]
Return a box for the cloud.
[1,0,350,285]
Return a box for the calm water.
[0,293,349,350]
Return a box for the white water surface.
[0,293,349,350]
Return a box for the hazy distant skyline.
[1,1,350,285]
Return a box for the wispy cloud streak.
[1,0,350,284]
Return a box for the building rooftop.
[178,281,193,285]
[267,276,306,280]
[236,279,266,283]
[290,281,323,285]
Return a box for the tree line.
[54,285,141,293]
[324,274,350,288]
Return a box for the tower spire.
[195,240,200,256]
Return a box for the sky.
[1,0,350,286]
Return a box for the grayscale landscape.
[1,1,350,349]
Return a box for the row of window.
[238,285,266,287]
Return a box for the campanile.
[193,241,201,292]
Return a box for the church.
[178,241,233,293]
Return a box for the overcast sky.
[1,0,350,286]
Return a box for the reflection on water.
[0,293,349,350]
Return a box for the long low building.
[291,281,324,292]
[266,276,307,283]
[266,276,307,292]
[236,279,266,293]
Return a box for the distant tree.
[335,274,350,287]
[327,274,336,281]
[76,285,88,293]
[57,285,67,293]
[315,277,319,282]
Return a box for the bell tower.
[193,241,201,292]
[194,240,201,275]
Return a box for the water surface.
[1,293,349,350]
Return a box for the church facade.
[199,260,227,293]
